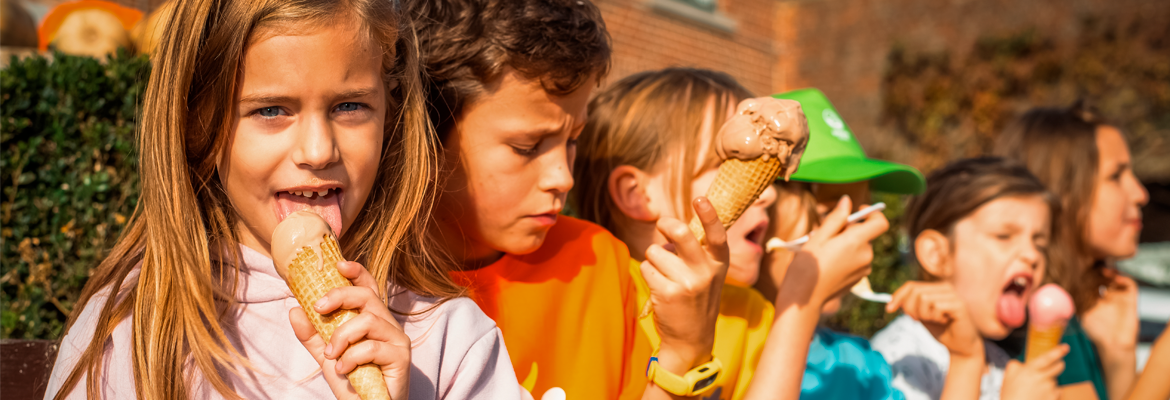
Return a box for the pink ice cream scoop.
[1025,284,1074,361]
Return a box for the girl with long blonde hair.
[44,0,521,399]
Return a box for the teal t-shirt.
[1017,316,1109,399]
[801,328,905,400]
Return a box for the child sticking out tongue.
[997,274,1033,328]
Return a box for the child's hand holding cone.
[1002,345,1068,400]
[639,197,729,383]
[289,259,412,400]
[275,211,410,400]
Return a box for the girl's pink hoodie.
[45,245,523,399]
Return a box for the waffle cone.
[688,157,785,243]
[286,234,391,400]
[1025,324,1067,362]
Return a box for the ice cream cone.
[688,156,784,243]
[1025,324,1067,362]
[1024,283,1074,363]
[284,233,390,400]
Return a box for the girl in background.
[872,157,1067,400]
[44,1,520,398]
[994,102,1148,400]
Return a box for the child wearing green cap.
[756,88,927,400]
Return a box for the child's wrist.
[947,340,984,362]
[1097,337,1137,354]
[656,341,713,373]
[1098,346,1136,370]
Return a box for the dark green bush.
[1,50,149,339]
[881,17,1170,180]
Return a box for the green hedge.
[881,18,1170,180]
[1,50,149,339]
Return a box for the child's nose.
[538,154,574,194]
[1021,242,1043,269]
[293,116,340,169]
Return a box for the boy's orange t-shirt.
[449,216,648,399]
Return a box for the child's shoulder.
[814,328,878,352]
[388,289,524,395]
[870,314,949,367]
[390,289,499,338]
[718,284,775,325]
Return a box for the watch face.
[692,372,719,392]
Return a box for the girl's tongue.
[276,191,343,235]
[997,281,1028,328]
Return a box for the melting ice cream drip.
[271,210,336,278]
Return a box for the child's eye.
[512,145,539,156]
[995,233,1012,241]
[335,102,364,112]
[255,107,286,118]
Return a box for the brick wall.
[599,0,1167,169]
[596,0,778,96]
[771,0,1170,166]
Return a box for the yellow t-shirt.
[628,260,775,400]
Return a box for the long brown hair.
[904,157,1058,281]
[994,101,1109,313]
[573,67,752,231]
[52,1,459,399]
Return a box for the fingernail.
[839,195,851,209]
[313,296,328,311]
[325,343,333,358]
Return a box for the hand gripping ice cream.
[1025,284,1075,362]
[688,97,810,242]
[272,211,390,400]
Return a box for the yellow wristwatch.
[646,354,722,397]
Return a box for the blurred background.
[2,0,1168,372]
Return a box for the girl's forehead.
[249,14,380,52]
[963,195,1051,231]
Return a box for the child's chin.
[979,320,1012,341]
[499,233,548,256]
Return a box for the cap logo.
[822,109,852,142]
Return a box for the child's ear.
[607,165,658,222]
[915,229,953,279]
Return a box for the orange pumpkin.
[38,0,142,51]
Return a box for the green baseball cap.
[772,88,925,194]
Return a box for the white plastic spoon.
[850,277,892,303]
[765,203,886,252]
[765,202,892,303]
